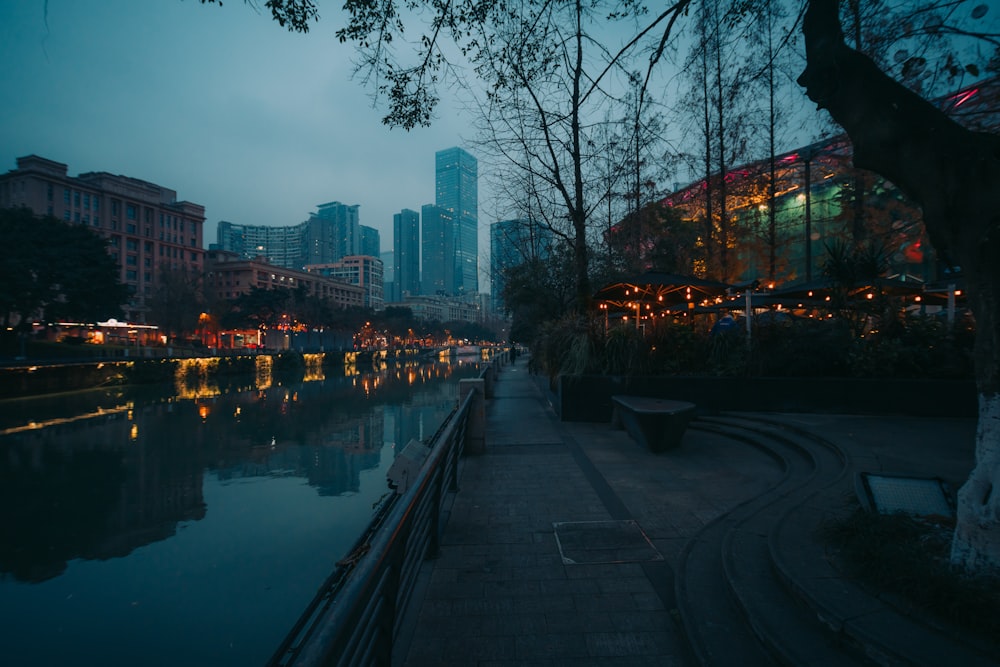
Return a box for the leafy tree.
[373,306,418,344]
[800,0,1000,572]
[501,245,577,345]
[0,207,127,331]
[198,0,317,33]
[226,286,291,330]
[146,266,205,340]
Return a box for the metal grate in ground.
[553,519,664,565]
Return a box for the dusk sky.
[1,0,480,261]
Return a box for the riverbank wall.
[0,348,429,399]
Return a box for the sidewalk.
[396,357,991,666]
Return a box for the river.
[0,357,484,667]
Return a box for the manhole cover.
[553,519,663,565]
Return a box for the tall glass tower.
[435,147,478,295]
[421,204,454,296]
[393,208,421,299]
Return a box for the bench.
[611,395,697,452]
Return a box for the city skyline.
[0,1,491,279]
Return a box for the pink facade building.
[206,250,365,309]
[0,155,205,323]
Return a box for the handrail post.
[458,379,486,455]
[481,364,495,399]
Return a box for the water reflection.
[0,359,479,587]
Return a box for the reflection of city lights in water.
[255,355,273,389]
[198,404,210,421]
[0,404,133,436]
[174,358,224,399]
[302,353,325,382]
[234,406,241,419]
[130,424,139,441]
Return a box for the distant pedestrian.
[711,311,737,336]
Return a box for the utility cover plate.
[857,473,954,518]
[553,519,663,565]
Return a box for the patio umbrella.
[593,272,733,331]
[770,277,926,305]
[593,272,732,309]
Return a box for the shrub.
[529,312,974,382]
[824,508,1000,641]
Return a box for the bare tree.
[464,0,674,309]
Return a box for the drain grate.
[553,519,663,565]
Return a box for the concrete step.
[675,420,814,666]
[720,414,1000,667]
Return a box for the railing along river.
[268,354,504,666]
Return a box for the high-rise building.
[0,155,205,323]
[310,201,360,265]
[435,147,478,294]
[393,208,421,301]
[216,220,304,266]
[421,204,454,296]
[360,225,380,258]
[381,250,396,302]
[214,201,364,270]
[490,218,552,313]
[307,255,384,311]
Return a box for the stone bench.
[611,395,697,452]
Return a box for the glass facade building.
[421,204,454,296]
[490,219,552,312]
[434,147,478,295]
[393,208,421,301]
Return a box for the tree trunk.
[799,0,1000,572]
[571,0,591,312]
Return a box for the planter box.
[556,374,978,422]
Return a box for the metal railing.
[267,387,477,667]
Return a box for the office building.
[435,147,478,295]
[393,208,421,301]
[214,201,366,270]
[421,204,454,296]
[307,255,384,311]
[360,225,380,258]
[490,218,552,313]
[0,155,205,323]
[309,201,360,266]
[381,250,396,303]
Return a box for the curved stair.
[674,413,1000,667]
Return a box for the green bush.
[824,508,1000,641]
[530,312,974,381]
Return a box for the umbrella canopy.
[770,277,926,301]
[593,272,732,309]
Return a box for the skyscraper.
[490,218,552,312]
[360,225,380,258]
[393,208,421,300]
[435,147,478,295]
[310,201,360,265]
[381,250,396,302]
[421,204,454,296]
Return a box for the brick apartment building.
[0,155,205,323]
